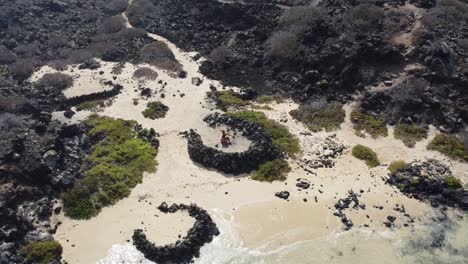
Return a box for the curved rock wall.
[187,113,282,175]
[132,202,219,264]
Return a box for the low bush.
[217,90,249,109]
[21,241,62,264]
[142,101,169,119]
[108,0,129,14]
[266,31,300,60]
[9,59,35,80]
[351,110,388,138]
[47,36,69,49]
[444,176,463,189]
[252,159,291,182]
[98,15,126,34]
[394,124,428,147]
[289,102,345,132]
[133,67,158,81]
[279,6,328,35]
[36,73,73,90]
[388,160,407,173]
[427,133,468,162]
[0,45,17,64]
[140,42,182,72]
[228,111,300,156]
[78,99,113,111]
[62,115,157,219]
[352,144,380,168]
[256,95,275,104]
[209,45,231,62]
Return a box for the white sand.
[27,5,468,263]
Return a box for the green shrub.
[21,241,62,264]
[352,144,380,167]
[350,110,388,138]
[62,115,157,219]
[228,111,300,156]
[252,159,291,182]
[217,91,249,109]
[142,101,169,119]
[78,99,113,111]
[394,124,428,147]
[444,176,463,189]
[388,160,407,173]
[289,102,345,132]
[427,134,468,162]
[257,95,275,104]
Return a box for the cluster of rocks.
[387,159,468,210]
[0,109,89,263]
[134,124,160,149]
[0,0,154,78]
[299,134,346,170]
[132,202,219,264]
[275,191,290,200]
[64,83,123,110]
[333,190,364,230]
[186,113,282,175]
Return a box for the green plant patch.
[388,160,408,173]
[62,115,157,219]
[394,124,428,147]
[257,95,275,104]
[252,159,291,182]
[142,101,169,119]
[444,176,463,189]
[21,241,62,264]
[78,99,113,111]
[217,91,249,109]
[228,111,300,156]
[352,144,380,168]
[427,134,468,162]
[350,110,388,138]
[289,102,345,132]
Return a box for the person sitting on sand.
[221,130,231,147]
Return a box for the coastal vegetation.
[394,124,428,147]
[217,90,249,109]
[388,160,408,173]
[352,144,380,168]
[289,102,345,132]
[62,115,157,219]
[256,95,275,104]
[78,99,113,111]
[228,110,300,156]
[140,42,182,73]
[427,133,468,162]
[142,101,169,119]
[252,159,291,182]
[21,241,62,264]
[133,67,158,81]
[36,72,73,90]
[351,110,388,138]
[444,176,463,189]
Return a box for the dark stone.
[133,203,219,263]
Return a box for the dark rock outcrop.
[386,159,468,210]
[133,203,219,264]
[187,113,282,175]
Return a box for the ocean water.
[99,209,468,264]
